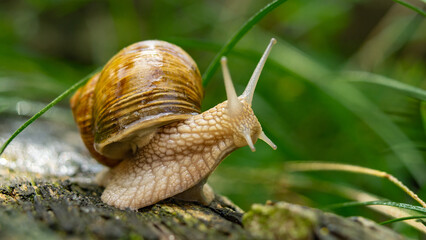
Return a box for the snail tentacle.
[241,38,277,105]
[221,57,242,117]
[259,131,277,150]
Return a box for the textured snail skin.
[99,100,261,210]
[72,38,277,210]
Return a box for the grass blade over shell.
[0,0,289,155]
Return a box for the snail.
[70,38,277,210]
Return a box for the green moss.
[243,202,317,240]
[127,232,144,240]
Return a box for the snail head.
[220,38,277,152]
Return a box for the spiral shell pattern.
[71,40,203,166]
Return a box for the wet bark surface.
[0,176,248,240]
[0,175,406,240]
[0,117,406,239]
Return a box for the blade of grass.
[392,0,426,17]
[216,165,426,231]
[380,215,426,225]
[285,161,426,207]
[280,172,426,232]
[343,71,426,101]
[196,33,426,186]
[325,200,426,213]
[202,0,288,86]
[267,36,426,186]
[346,4,423,71]
[421,102,426,135]
[0,69,100,155]
[1,0,288,156]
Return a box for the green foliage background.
[0,0,425,237]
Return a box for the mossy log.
[0,176,405,240]
[0,118,405,239]
[0,176,248,239]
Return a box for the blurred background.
[0,0,425,237]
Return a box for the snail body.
[71,39,277,210]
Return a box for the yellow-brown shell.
[70,40,203,167]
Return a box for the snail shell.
[71,40,203,167]
[71,38,277,210]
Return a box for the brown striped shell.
[70,40,203,167]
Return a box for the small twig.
[281,174,426,232]
[285,162,426,208]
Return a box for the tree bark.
[0,118,406,239]
[0,175,406,240]
[0,175,249,239]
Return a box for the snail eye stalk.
[221,57,242,116]
[241,38,277,105]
